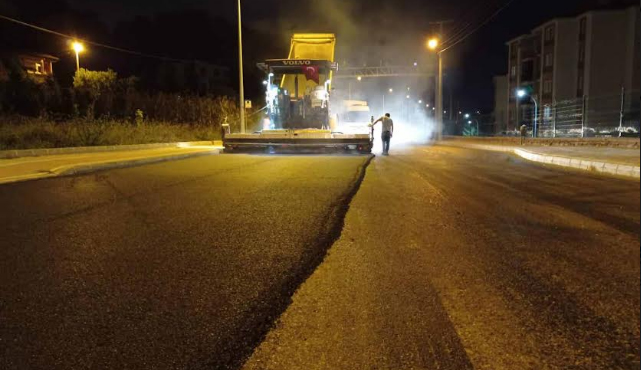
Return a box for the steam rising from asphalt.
[253,0,441,150]
[369,112,436,154]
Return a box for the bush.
[0,117,223,150]
[0,67,240,150]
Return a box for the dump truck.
[223,33,373,154]
[336,100,373,134]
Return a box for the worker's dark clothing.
[382,131,392,154]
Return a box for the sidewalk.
[441,141,640,179]
[0,144,221,185]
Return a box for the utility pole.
[449,88,454,121]
[619,87,625,137]
[430,20,453,140]
[436,52,443,139]
[237,0,246,133]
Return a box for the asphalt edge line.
[439,142,640,180]
[514,148,640,179]
[0,149,220,185]
[222,154,375,370]
[0,140,223,160]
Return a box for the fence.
[531,89,639,138]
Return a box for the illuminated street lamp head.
[418,100,423,104]
[389,88,393,93]
[468,120,473,124]
[72,41,84,53]
[406,95,410,99]
[464,113,470,118]
[357,76,362,81]
[427,38,439,50]
[516,89,527,98]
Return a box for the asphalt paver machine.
[223,33,373,154]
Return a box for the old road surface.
[1,146,639,370]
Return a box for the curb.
[0,148,220,185]
[0,140,223,160]
[440,142,640,180]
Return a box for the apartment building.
[504,6,639,131]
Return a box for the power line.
[441,0,504,45]
[441,0,518,53]
[0,13,193,63]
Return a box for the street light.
[71,41,84,71]
[464,113,470,119]
[427,38,439,50]
[357,76,362,81]
[516,88,538,137]
[383,88,394,111]
[468,119,480,136]
[427,37,442,140]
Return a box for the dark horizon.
[1,0,637,110]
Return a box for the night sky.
[1,0,637,110]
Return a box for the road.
[0,154,371,369]
[1,145,639,369]
[244,145,640,370]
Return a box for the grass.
[0,117,222,150]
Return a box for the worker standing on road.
[520,124,528,145]
[370,113,394,156]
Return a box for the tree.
[73,68,117,119]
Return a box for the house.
[0,52,59,81]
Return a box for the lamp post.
[237,0,246,133]
[427,37,442,140]
[468,119,479,136]
[517,89,538,137]
[383,88,393,112]
[72,41,84,72]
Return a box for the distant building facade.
[0,52,59,81]
[505,6,640,131]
